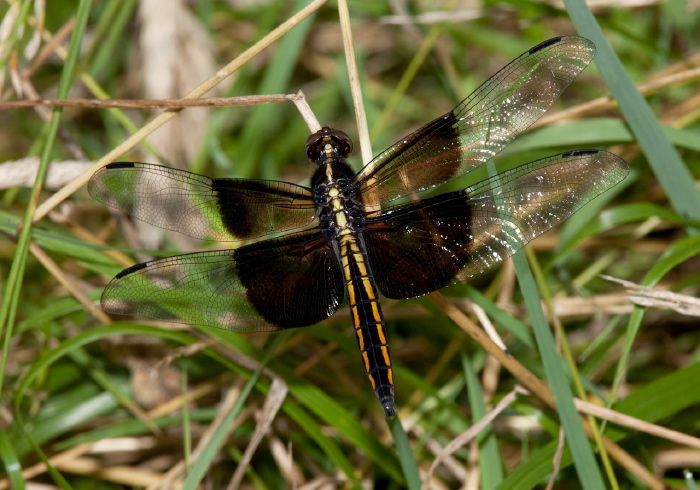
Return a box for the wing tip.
[566,149,630,177]
[105,162,136,170]
[115,262,148,279]
[529,37,562,53]
[561,149,600,158]
[529,36,595,55]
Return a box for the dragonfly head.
[305,127,353,163]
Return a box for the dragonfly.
[89,36,628,417]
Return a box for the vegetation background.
[0,0,699,488]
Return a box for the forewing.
[101,231,344,330]
[364,150,628,299]
[355,36,596,205]
[88,162,316,242]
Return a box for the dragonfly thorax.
[315,179,365,239]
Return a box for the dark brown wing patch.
[364,150,629,299]
[101,231,344,331]
[89,163,316,242]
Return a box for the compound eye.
[304,131,324,161]
[335,132,353,157]
[305,143,320,161]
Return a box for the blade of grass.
[390,417,421,490]
[464,286,535,348]
[510,118,700,154]
[512,252,606,489]
[14,325,192,411]
[0,0,33,84]
[481,143,606,486]
[12,387,119,459]
[430,289,661,487]
[203,327,403,482]
[525,247,618,489]
[85,0,138,77]
[565,0,700,230]
[0,430,24,490]
[233,0,316,179]
[463,354,504,489]
[501,361,700,489]
[181,334,283,490]
[338,0,372,163]
[611,234,700,408]
[0,0,92,423]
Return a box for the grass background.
[1,0,700,488]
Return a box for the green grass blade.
[0,0,93,458]
[512,252,606,489]
[642,235,700,286]
[390,417,421,490]
[565,0,700,228]
[0,430,25,490]
[181,345,273,489]
[464,286,535,348]
[498,361,700,489]
[611,234,700,407]
[510,118,700,154]
[202,327,404,482]
[232,0,316,179]
[463,354,504,489]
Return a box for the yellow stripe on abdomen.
[339,234,395,417]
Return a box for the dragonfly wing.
[89,162,316,242]
[101,230,344,330]
[364,150,628,299]
[355,37,596,205]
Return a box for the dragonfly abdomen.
[338,233,396,418]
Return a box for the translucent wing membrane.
[101,231,345,331]
[355,36,596,205]
[88,162,317,242]
[364,150,628,299]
